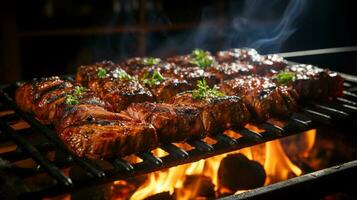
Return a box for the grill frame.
[1,72,357,199]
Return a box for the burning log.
[218,153,266,192]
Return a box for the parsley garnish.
[65,86,88,106]
[115,69,134,81]
[65,95,79,106]
[142,70,165,86]
[142,57,160,66]
[190,48,213,69]
[97,67,107,79]
[73,86,88,96]
[192,79,225,100]
[274,71,295,84]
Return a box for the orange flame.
[125,128,317,200]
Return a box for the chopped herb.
[142,57,160,66]
[189,48,213,69]
[73,86,88,96]
[192,79,225,100]
[65,95,79,106]
[116,69,134,81]
[142,70,165,86]
[274,71,295,84]
[66,86,88,106]
[97,67,107,79]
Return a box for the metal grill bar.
[0,120,72,186]
[0,90,106,178]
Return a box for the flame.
[302,129,317,157]
[125,128,317,200]
[263,140,302,184]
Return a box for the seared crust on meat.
[124,102,205,143]
[219,76,297,121]
[60,120,158,159]
[283,64,344,100]
[76,61,154,112]
[172,92,250,135]
[215,48,287,76]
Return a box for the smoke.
[153,0,309,56]
[83,0,309,63]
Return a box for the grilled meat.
[120,57,165,76]
[166,50,215,69]
[207,62,255,81]
[76,61,154,112]
[278,64,344,100]
[60,118,158,159]
[215,48,287,76]
[15,76,64,114]
[15,77,111,124]
[143,78,192,102]
[121,58,218,101]
[123,102,205,143]
[172,92,250,135]
[163,66,220,87]
[219,76,298,121]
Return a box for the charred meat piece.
[123,102,205,143]
[215,48,287,76]
[163,66,220,87]
[172,92,250,135]
[119,57,166,76]
[275,64,344,100]
[207,62,255,81]
[15,77,111,124]
[167,49,215,69]
[76,61,154,112]
[59,117,158,159]
[143,77,193,102]
[219,76,298,121]
[15,76,64,114]
[215,48,260,64]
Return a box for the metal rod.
[188,140,214,153]
[215,134,238,146]
[220,160,357,200]
[0,89,105,178]
[111,158,134,173]
[278,46,357,58]
[137,152,163,167]
[0,120,72,187]
[302,108,332,124]
[161,143,189,159]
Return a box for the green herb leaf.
[116,69,134,81]
[73,86,88,96]
[142,57,160,66]
[190,48,213,69]
[192,79,225,100]
[65,86,88,106]
[65,95,79,106]
[142,70,165,86]
[97,67,107,79]
[274,71,295,84]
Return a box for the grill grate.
[0,74,357,199]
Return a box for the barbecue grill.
[1,60,357,199]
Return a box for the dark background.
[1,0,356,84]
